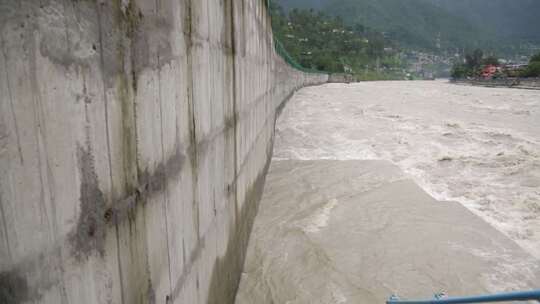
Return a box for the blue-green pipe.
[387,289,540,304]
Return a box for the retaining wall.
[0,1,327,303]
[328,73,355,83]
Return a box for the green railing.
[273,38,325,74]
[265,0,327,74]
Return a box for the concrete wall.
[328,73,355,83]
[0,1,327,303]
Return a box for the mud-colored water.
[235,160,539,303]
[235,81,540,303]
[274,81,540,258]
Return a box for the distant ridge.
[428,0,540,42]
[276,0,540,53]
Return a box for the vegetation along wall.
[0,0,327,303]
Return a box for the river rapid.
[273,80,540,259]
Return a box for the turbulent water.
[274,80,540,258]
[235,81,540,303]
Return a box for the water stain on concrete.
[104,143,185,226]
[70,143,107,260]
[0,122,7,156]
[0,270,29,304]
[38,1,99,70]
[139,144,186,197]
[129,3,174,78]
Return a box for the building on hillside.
[481,64,498,79]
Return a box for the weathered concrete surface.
[236,160,540,304]
[327,73,355,83]
[0,0,327,303]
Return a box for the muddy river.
[236,81,540,303]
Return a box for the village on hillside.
[451,49,540,80]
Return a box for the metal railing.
[273,38,326,74]
[265,0,327,75]
[387,289,540,304]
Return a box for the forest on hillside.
[270,3,407,80]
[277,0,540,56]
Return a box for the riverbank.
[452,78,540,90]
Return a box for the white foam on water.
[275,81,540,260]
[449,242,540,292]
[329,283,348,304]
[301,198,339,233]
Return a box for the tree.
[522,62,540,77]
[268,3,402,77]
[451,64,470,79]
[451,49,500,79]
[465,48,483,70]
[530,52,540,63]
[521,52,540,77]
[482,56,499,66]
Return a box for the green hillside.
[276,0,540,54]
[269,3,406,79]
[428,0,540,43]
